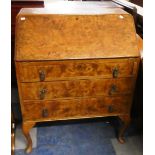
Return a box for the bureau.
[15,2,140,153]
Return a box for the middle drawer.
[21,78,134,100]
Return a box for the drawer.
[22,96,132,121]
[21,78,134,100]
[16,59,137,82]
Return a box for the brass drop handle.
[39,70,45,81]
[42,109,48,118]
[108,105,114,113]
[39,88,46,100]
[113,67,119,78]
[109,84,117,95]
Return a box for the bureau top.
[15,2,140,61]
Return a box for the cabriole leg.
[118,115,131,144]
[22,122,36,154]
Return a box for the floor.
[14,118,143,155]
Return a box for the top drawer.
[16,58,138,82]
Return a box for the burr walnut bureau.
[15,2,140,153]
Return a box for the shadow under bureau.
[15,2,140,153]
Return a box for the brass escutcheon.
[42,109,48,117]
[109,84,117,95]
[39,88,46,100]
[39,70,45,81]
[108,105,114,113]
[113,67,119,78]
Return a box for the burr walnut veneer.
[15,4,140,153]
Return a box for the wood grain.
[15,5,141,152]
[15,8,139,61]
[21,78,134,100]
[22,96,132,121]
[16,58,138,82]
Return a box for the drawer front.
[17,59,137,82]
[22,96,132,121]
[21,78,134,100]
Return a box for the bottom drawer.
[22,96,132,121]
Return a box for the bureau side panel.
[15,62,26,118]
